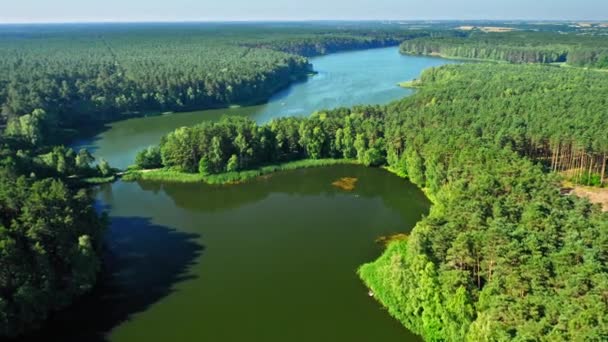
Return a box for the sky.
[1,0,607,24]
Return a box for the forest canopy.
[0,120,111,337]
[400,31,608,68]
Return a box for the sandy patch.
[457,26,475,31]
[457,26,515,33]
[571,186,608,212]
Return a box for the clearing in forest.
[571,186,608,212]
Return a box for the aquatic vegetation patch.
[375,233,409,246]
[332,177,358,191]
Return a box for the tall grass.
[123,159,358,184]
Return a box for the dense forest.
[140,63,608,340]
[400,31,608,68]
[0,132,108,337]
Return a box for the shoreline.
[122,159,361,185]
[399,50,608,72]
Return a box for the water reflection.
[141,165,429,226]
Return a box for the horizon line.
[1,18,607,25]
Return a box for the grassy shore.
[358,241,416,335]
[123,159,359,185]
[401,51,504,63]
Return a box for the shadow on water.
[264,72,315,103]
[69,121,117,155]
[17,217,203,342]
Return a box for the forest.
[139,63,608,340]
[400,31,608,68]
[0,132,108,337]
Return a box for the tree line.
[241,30,462,57]
[400,31,608,68]
[137,107,387,173]
[142,62,608,341]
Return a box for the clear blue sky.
[1,0,607,23]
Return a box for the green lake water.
[44,47,455,341]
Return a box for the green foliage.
[242,30,438,57]
[97,158,111,177]
[0,130,109,339]
[400,31,608,68]
[0,137,111,182]
[226,154,239,172]
[572,172,603,187]
[404,146,425,187]
[362,147,385,167]
[134,146,162,169]
[75,149,95,170]
[0,29,313,130]
[156,107,386,175]
[358,63,608,341]
[0,171,106,337]
[4,109,50,147]
[198,157,211,176]
[160,127,197,172]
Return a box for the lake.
[47,47,454,341]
